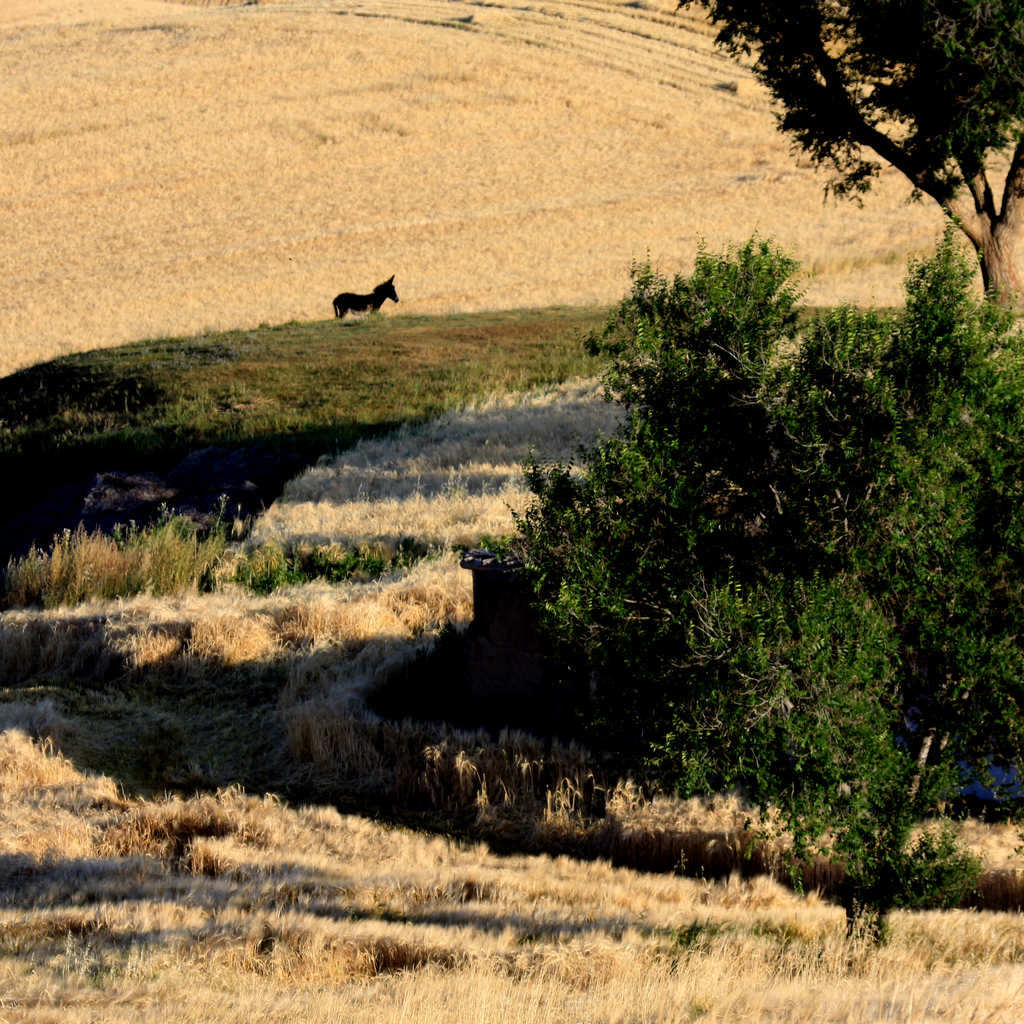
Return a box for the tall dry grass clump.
[99,788,275,866]
[3,518,228,610]
[0,729,124,862]
[283,702,853,899]
[285,710,602,821]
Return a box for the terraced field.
[1,0,945,377]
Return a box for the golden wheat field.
[4,730,1024,1024]
[5,378,1024,1021]
[5,2,1024,1017]
[0,0,952,378]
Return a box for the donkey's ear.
[387,275,395,283]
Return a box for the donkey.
[333,275,399,319]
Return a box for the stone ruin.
[458,548,555,732]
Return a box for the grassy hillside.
[4,308,1024,1019]
[0,306,604,524]
[0,0,948,377]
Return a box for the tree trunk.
[975,219,1023,307]
[947,146,1024,308]
[946,209,1023,308]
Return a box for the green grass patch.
[231,538,430,594]
[0,305,604,605]
[0,307,606,519]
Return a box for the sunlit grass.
[0,0,949,380]
[2,730,1023,1024]
[2,515,231,610]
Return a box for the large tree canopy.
[682,0,1024,301]
[515,234,1024,936]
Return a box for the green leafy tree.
[515,234,1022,937]
[680,0,1024,302]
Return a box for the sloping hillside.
[0,0,944,376]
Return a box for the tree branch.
[999,137,1024,223]
[945,194,986,250]
[804,33,945,205]
[946,140,1024,251]
[908,728,935,801]
[960,166,998,222]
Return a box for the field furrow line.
[323,0,757,104]
[269,0,746,96]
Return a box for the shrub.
[515,232,1024,936]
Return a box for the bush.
[515,233,1024,935]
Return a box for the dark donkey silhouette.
[333,275,399,319]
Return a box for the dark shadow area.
[0,853,215,911]
[368,556,584,740]
[0,357,168,422]
[0,618,291,799]
[0,418,416,565]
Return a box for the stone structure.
[459,549,550,731]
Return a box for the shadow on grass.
[0,419,410,566]
[0,616,770,887]
[0,354,415,562]
[0,605,859,902]
[0,848,684,979]
[0,850,707,976]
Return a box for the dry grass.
[0,557,471,693]
[3,519,230,610]
[4,372,1023,882]
[0,0,957,378]
[4,353,1024,1017]
[4,5,1021,1012]
[249,375,621,549]
[0,377,609,803]
[3,729,1024,1023]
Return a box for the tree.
[680,0,1024,303]
[514,234,1024,937]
